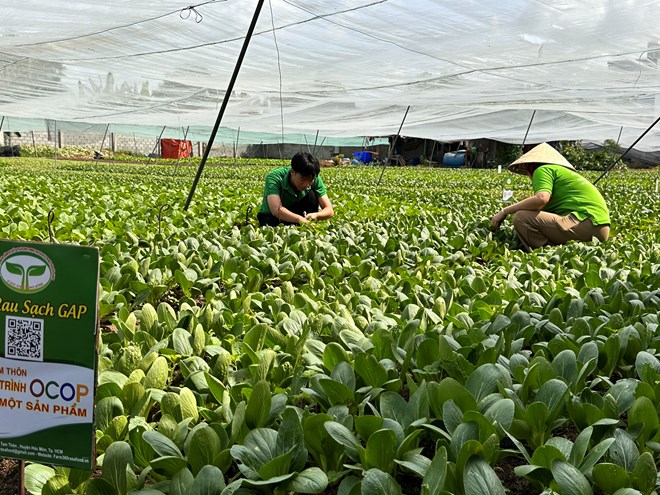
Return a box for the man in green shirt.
[491,143,610,250]
[257,152,335,227]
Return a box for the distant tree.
[560,140,621,171]
[494,143,521,167]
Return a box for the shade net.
[2,0,660,149]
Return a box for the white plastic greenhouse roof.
[2,0,660,149]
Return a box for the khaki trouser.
[512,210,610,250]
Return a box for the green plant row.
[0,157,658,495]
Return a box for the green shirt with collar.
[259,166,327,215]
[532,164,610,226]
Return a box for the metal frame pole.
[594,115,660,185]
[233,127,241,165]
[173,126,190,177]
[521,110,536,151]
[429,140,437,166]
[147,126,167,165]
[185,0,266,210]
[312,129,319,155]
[97,123,110,160]
[377,106,411,187]
[313,136,326,157]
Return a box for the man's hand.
[306,212,318,221]
[491,210,507,230]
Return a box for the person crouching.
[257,152,334,227]
[491,143,610,250]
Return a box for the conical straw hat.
[508,143,575,175]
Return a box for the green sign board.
[0,239,99,469]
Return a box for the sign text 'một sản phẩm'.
[0,240,99,470]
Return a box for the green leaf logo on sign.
[0,247,55,294]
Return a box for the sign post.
[0,240,99,469]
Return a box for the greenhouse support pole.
[594,114,660,185]
[244,140,264,167]
[233,127,241,166]
[54,120,57,163]
[312,130,319,155]
[173,126,190,177]
[429,140,437,166]
[520,110,536,150]
[185,0,265,211]
[32,131,38,157]
[377,105,410,187]
[147,126,167,165]
[99,123,110,157]
[313,136,326,157]
[0,116,4,134]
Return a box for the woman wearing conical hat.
[491,143,610,250]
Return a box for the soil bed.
[0,459,21,495]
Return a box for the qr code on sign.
[5,316,44,362]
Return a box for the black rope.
[58,1,388,62]
[48,210,55,243]
[268,0,286,149]
[157,204,171,235]
[245,205,253,227]
[180,6,204,23]
[14,1,224,48]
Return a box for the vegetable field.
[1,158,659,495]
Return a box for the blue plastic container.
[442,150,466,168]
[353,151,374,163]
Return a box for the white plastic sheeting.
[2,0,660,149]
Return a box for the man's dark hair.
[291,152,320,179]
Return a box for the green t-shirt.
[532,164,610,226]
[259,166,327,215]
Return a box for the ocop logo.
[0,247,56,294]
